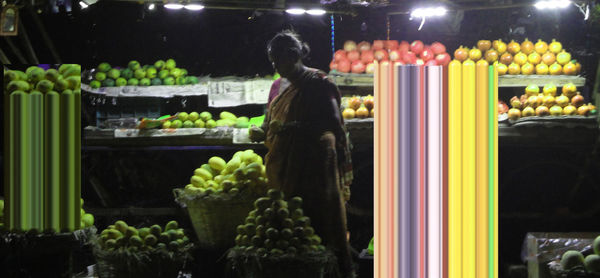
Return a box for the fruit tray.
[328,71,375,87]
[82,83,209,98]
[548,261,600,278]
[498,75,586,87]
[508,115,598,128]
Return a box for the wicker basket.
[174,189,256,250]
[227,248,338,278]
[93,241,192,278]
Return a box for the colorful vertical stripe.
[374,61,498,278]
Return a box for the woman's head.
[267,30,310,78]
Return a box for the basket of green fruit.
[548,236,600,278]
[226,189,338,278]
[93,220,193,278]
[174,149,270,250]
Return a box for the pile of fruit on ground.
[234,189,325,256]
[330,40,451,74]
[507,83,597,121]
[5,65,81,94]
[163,111,249,129]
[341,95,374,119]
[98,220,189,252]
[89,59,199,88]
[182,150,267,197]
[557,235,600,274]
[453,39,581,75]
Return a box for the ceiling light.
[164,4,184,10]
[148,3,155,10]
[535,0,571,10]
[184,4,205,10]
[410,7,447,18]
[286,8,306,15]
[307,9,326,15]
[79,1,89,9]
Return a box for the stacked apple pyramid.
[235,189,325,256]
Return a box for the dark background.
[2,1,600,277]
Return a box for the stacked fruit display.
[557,235,600,274]
[341,95,374,119]
[88,59,200,88]
[182,150,268,197]
[329,40,451,74]
[507,83,597,121]
[80,198,95,229]
[234,189,326,256]
[453,39,581,75]
[5,65,81,94]
[162,111,250,129]
[98,220,189,252]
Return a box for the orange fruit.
[542,52,556,65]
[548,39,562,54]
[514,52,528,66]
[507,40,521,55]
[468,48,482,61]
[528,52,542,65]
[549,63,562,75]
[497,63,508,75]
[534,39,548,54]
[563,62,577,75]
[535,63,549,75]
[521,63,535,75]
[342,108,356,119]
[508,63,521,75]
[521,38,534,55]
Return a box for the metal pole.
[18,18,39,64]
[28,7,62,63]
[3,37,27,64]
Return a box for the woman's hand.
[249,125,266,142]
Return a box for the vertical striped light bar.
[31,90,44,230]
[374,60,382,278]
[442,65,449,278]
[60,89,76,232]
[45,91,61,232]
[448,60,462,278]
[74,88,82,228]
[410,65,420,278]
[462,59,476,278]
[475,60,490,278]
[493,65,499,278]
[418,65,426,278]
[5,89,13,229]
[426,65,443,278]
[11,91,31,230]
[380,61,392,278]
[392,63,400,278]
[398,64,411,278]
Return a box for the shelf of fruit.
[84,110,373,147]
[503,83,597,126]
[328,39,451,87]
[455,38,585,87]
[83,60,273,104]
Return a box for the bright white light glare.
[148,3,155,10]
[410,7,447,18]
[79,1,89,9]
[164,4,184,9]
[306,9,326,15]
[286,8,306,15]
[184,4,205,10]
[534,0,571,10]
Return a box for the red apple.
[372,40,385,50]
[351,61,366,74]
[385,40,399,50]
[360,50,374,64]
[420,48,435,62]
[389,50,401,61]
[402,51,417,64]
[374,49,388,61]
[430,42,446,55]
[334,50,347,62]
[410,40,425,55]
[344,40,357,52]
[435,53,451,66]
[365,62,376,74]
[399,41,410,52]
[329,61,338,71]
[358,41,371,52]
[347,50,360,62]
[425,60,438,66]
[337,59,351,73]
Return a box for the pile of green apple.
[80,198,95,229]
[559,235,600,274]
[5,65,81,94]
[162,111,250,129]
[183,149,268,197]
[234,189,325,256]
[98,220,189,252]
[89,59,199,88]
